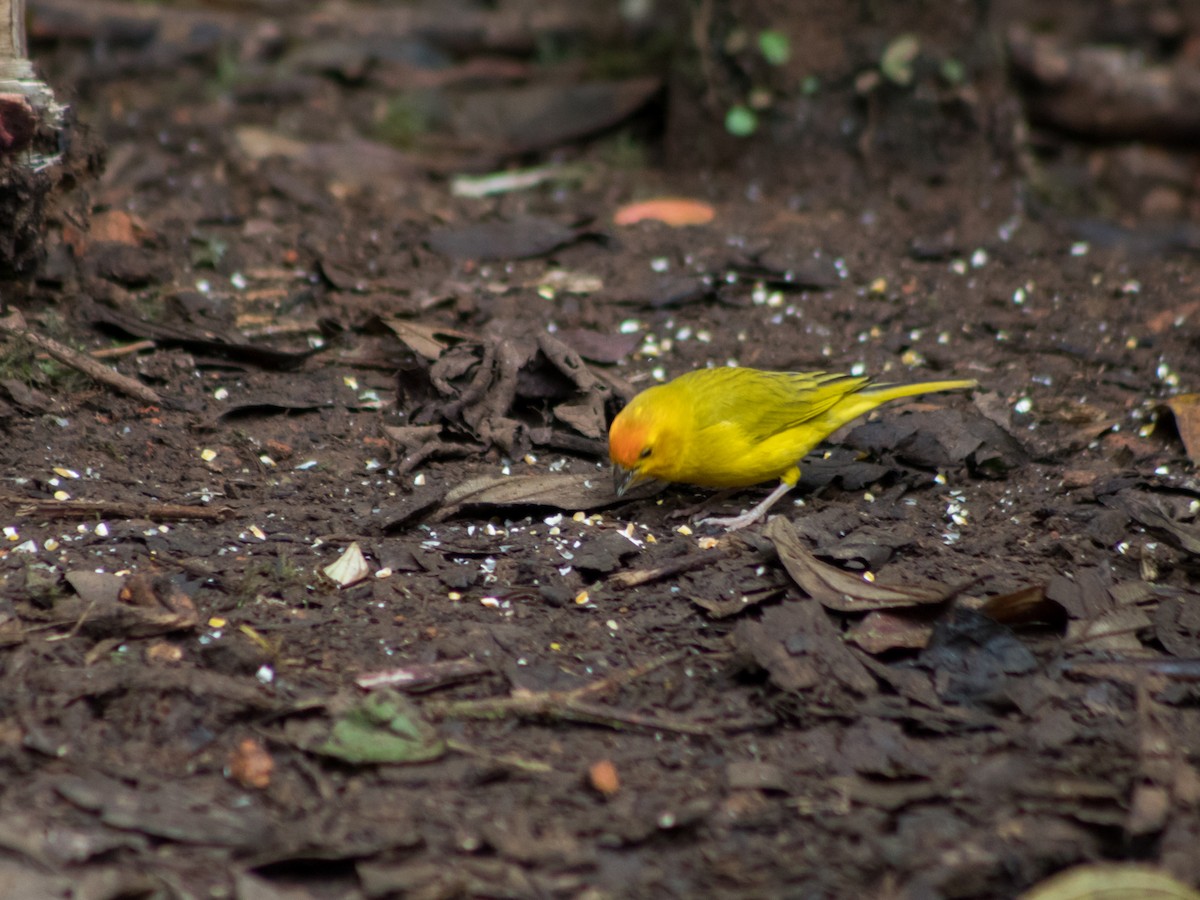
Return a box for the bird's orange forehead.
[608,412,647,469]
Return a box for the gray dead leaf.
[1110,491,1200,555]
[426,217,581,261]
[436,472,656,519]
[764,517,945,612]
[56,774,272,848]
[550,328,641,364]
[733,601,876,695]
[65,571,125,605]
[58,574,199,639]
[552,394,606,440]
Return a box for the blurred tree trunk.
[0,0,66,275]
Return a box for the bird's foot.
[696,481,795,532]
[697,509,767,532]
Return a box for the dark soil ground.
[4,1,1200,898]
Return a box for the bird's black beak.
[613,464,639,497]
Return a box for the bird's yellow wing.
[678,368,870,440]
[662,369,871,488]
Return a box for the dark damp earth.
[3,2,1200,897]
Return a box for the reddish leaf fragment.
[588,759,620,796]
[614,197,715,227]
[228,738,274,790]
[845,610,936,654]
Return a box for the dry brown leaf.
[979,584,1067,627]
[1164,393,1200,463]
[845,610,935,654]
[380,318,477,360]
[764,517,945,612]
[552,394,606,439]
[1065,606,1152,652]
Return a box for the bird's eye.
[638,447,652,459]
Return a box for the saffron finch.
[608,367,977,530]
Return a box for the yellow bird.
[608,367,977,530]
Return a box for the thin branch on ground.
[423,650,714,735]
[0,493,235,521]
[0,311,162,405]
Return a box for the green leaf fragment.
[725,105,758,137]
[880,34,920,86]
[318,693,445,765]
[757,30,790,66]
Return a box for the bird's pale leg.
[698,480,795,531]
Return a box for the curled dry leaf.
[323,542,371,588]
[614,197,715,227]
[763,517,945,612]
[979,584,1067,627]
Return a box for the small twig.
[0,493,235,521]
[44,598,97,642]
[424,650,713,735]
[444,739,554,773]
[0,311,162,405]
[356,657,490,692]
[607,546,742,589]
[90,339,156,359]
